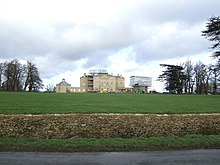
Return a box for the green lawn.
[0,135,219,152]
[0,92,219,151]
[0,92,219,114]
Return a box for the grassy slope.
[0,92,219,114]
[0,92,219,151]
[0,135,219,152]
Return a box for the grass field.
[0,92,219,114]
[0,92,219,151]
[0,135,219,152]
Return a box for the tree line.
[158,61,219,94]
[0,59,43,92]
[158,16,220,95]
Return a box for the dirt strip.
[0,114,219,139]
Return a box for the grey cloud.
[133,23,210,63]
[0,0,220,81]
[129,0,220,24]
[0,20,55,59]
[52,21,146,65]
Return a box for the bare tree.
[0,63,4,90]
[3,59,24,91]
[209,66,220,94]
[205,65,213,94]
[193,62,215,94]
[45,83,56,92]
[183,60,194,94]
[24,61,43,92]
[194,62,206,94]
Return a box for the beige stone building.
[56,79,71,93]
[80,70,125,92]
[56,70,125,93]
[56,73,152,94]
[56,79,84,93]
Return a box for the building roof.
[57,79,71,86]
[94,73,124,78]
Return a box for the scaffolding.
[89,69,108,75]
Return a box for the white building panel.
[130,76,152,87]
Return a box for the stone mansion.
[56,69,152,93]
[56,70,124,93]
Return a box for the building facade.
[56,79,84,93]
[130,76,152,87]
[80,70,125,92]
[56,79,71,93]
[56,73,151,94]
[130,76,152,93]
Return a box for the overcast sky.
[0,0,219,91]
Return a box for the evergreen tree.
[158,64,186,94]
[202,16,220,66]
[201,16,220,94]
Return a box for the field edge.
[0,135,220,152]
